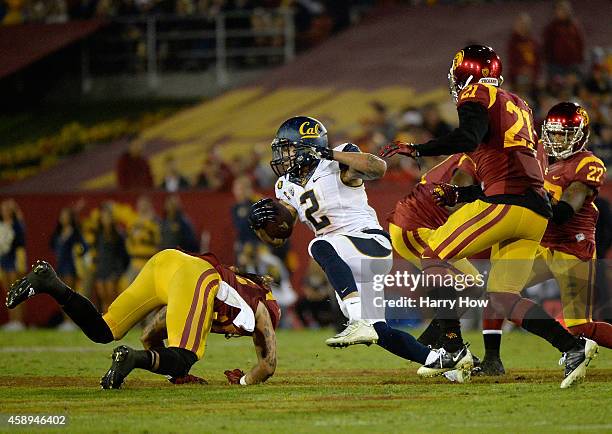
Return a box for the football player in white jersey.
[248,117,471,378]
[251,116,390,347]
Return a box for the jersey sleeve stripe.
[342,143,361,153]
[575,156,605,174]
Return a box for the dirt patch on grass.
[1,368,610,389]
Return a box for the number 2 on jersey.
[299,190,331,230]
[504,100,535,149]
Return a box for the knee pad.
[310,240,358,298]
[310,240,338,268]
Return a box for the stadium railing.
[82,9,295,92]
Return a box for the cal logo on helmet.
[452,50,464,70]
[299,122,321,139]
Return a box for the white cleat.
[417,345,473,381]
[560,337,599,389]
[1,321,26,332]
[325,320,378,348]
[442,368,470,383]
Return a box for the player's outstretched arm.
[141,306,168,350]
[246,302,277,384]
[333,150,387,181]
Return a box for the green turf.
[0,328,610,433]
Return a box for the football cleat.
[325,320,378,348]
[100,346,138,389]
[559,337,598,389]
[417,345,474,380]
[445,354,482,382]
[478,355,506,376]
[5,260,62,309]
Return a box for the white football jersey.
[274,143,382,237]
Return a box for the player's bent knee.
[309,239,337,264]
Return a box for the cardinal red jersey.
[541,151,607,260]
[457,83,546,198]
[388,154,477,231]
[193,252,281,334]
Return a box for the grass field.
[0,328,610,433]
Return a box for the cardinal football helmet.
[542,102,590,159]
[448,45,503,103]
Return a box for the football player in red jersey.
[381,45,598,387]
[6,249,279,388]
[388,154,486,349]
[479,102,611,374]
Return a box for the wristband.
[239,375,248,386]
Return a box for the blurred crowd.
[0,0,356,35]
[111,1,612,190]
[356,1,611,180]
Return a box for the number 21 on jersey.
[504,100,536,149]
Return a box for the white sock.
[344,297,362,322]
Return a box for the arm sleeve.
[414,102,489,156]
[551,201,575,225]
[457,185,485,203]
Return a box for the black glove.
[296,144,334,161]
[248,198,277,229]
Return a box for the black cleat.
[100,346,138,389]
[478,355,506,376]
[560,337,598,389]
[5,260,63,309]
[417,344,474,380]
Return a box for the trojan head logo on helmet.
[270,116,328,183]
[542,102,590,159]
[448,45,503,103]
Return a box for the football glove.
[379,141,419,159]
[248,198,277,229]
[169,374,208,385]
[224,368,245,385]
[295,143,334,160]
[432,183,459,207]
